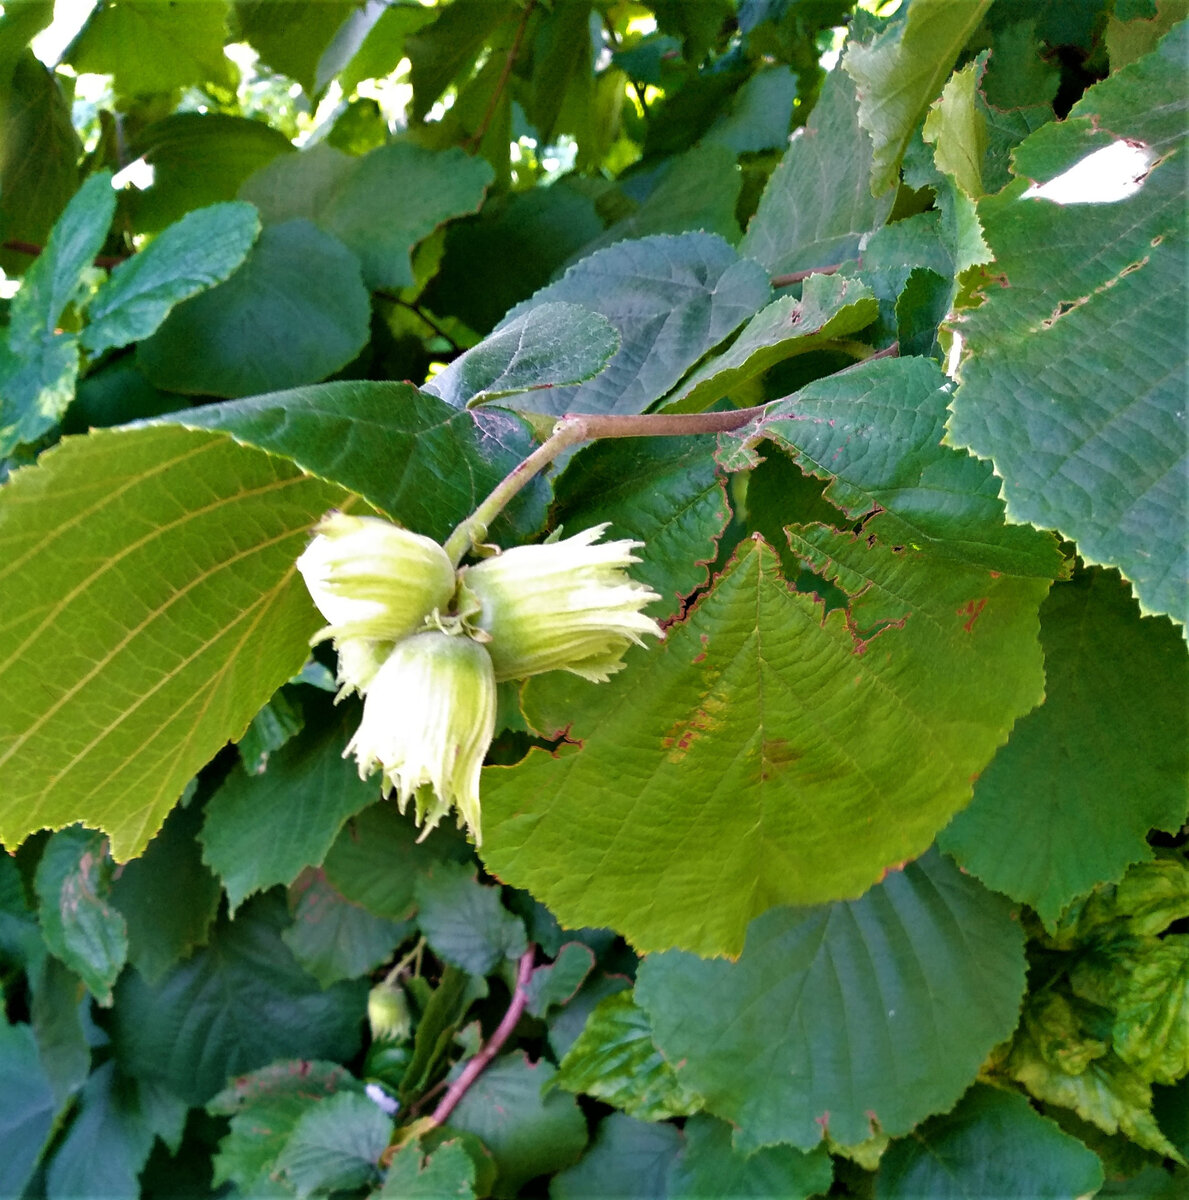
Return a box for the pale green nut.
[296,512,456,695]
[346,629,496,845]
[367,980,413,1043]
[461,522,663,683]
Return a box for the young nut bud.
[460,523,663,683]
[296,513,456,695]
[346,629,496,844]
[367,980,413,1043]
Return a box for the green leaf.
[426,185,604,336]
[556,991,703,1121]
[66,0,231,96]
[1106,938,1189,1085]
[200,704,380,913]
[109,798,221,984]
[445,1053,587,1198]
[28,955,90,1105]
[1006,993,1181,1160]
[338,3,436,95]
[481,533,1046,956]
[273,1090,390,1199]
[500,233,771,416]
[283,869,411,988]
[740,65,895,275]
[705,65,800,154]
[947,24,1188,629]
[137,219,370,397]
[719,356,1065,578]
[843,0,993,194]
[399,964,481,1101]
[235,0,357,96]
[0,424,345,860]
[551,1113,682,1200]
[661,274,878,412]
[380,1139,476,1199]
[545,432,731,621]
[413,862,527,977]
[128,112,294,234]
[0,1019,58,1198]
[876,1084,1104,1200]
[1,169,115,453]
[525,942,595,1019]
[111,894,365,1106]
[323,801,460,923]
[164,381,548,544]
[636,850,1028,1151]
[238,143,354,227]
[581,143,744,254]
[405,0,515,121]
[34,826,128,1005]
[207,1060,361,1194]
[316,142,493,291]
[940,569,1188,926]
[922,58,989,199]
[667,1115,833,1200]
[238,686,305,773]
[425,303,619,409]
[81,201,261,358]
[45,1061,187,1200]
[1107,0,1189,68]
[547,974,633,1061]
[0,54,81,276]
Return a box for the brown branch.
[771,261,846,288]
[465,0,537,153]
[3,239,126,270]
[427,946,536,1128]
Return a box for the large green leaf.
[547,433,731,620]
[445,1053,587,1198]
[552,1113,681,1200]
[28,955,90,1106]
[719,356,1065,578]
[165,381,548,544]
[127,112,294,234]
[81,201,261,359]
[109,798,222,984]
[34,826,127,1005]
[940,569,1188,926]
[740,65,894,275]
[45,1061,187,1200]
[0,53,81,275]
[0,1019,58,1197]
[0,170,114,453]
[424,303,619,409]
[481,531,1045,956]
[65,0,231,96]
[273,1090,390,1198]
[137,219,371,398]
[635,851,1028,1150]
[283,869,411,988]
[843,0,993,194]
[317,142,493,291]
[207,1060,361,1195]
[660,274,878,413]
[947,23,1188,628]
[112,894,365,1105]
[413,862,527,977]
[555,991,704,1121]
[667,1115,833,1200]
[0,424,345,860]
[200,703,380,912]
[498,233,771,416]
[380,1139,476,1199]
[876,1084,1104,1200]
[235,0,357,96]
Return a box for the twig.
[3,239,126,270]
[427,946,537,1127]
[375,290,462,352]
[442,404,769,564]
[771,261,846,288]
[465,0,537,152]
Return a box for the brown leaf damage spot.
[957,598,987,632]
[661,692,726,762]
[759,737,801,782]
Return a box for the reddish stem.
[770,261,846,288]
[3,238,126,270]
[428,946,536,1127]
[465,0,537,153]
